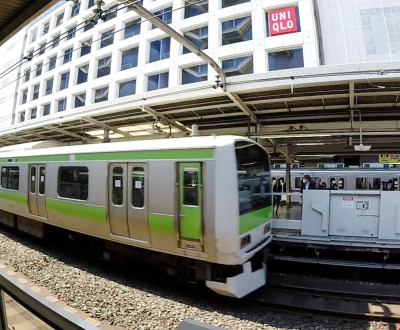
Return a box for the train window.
[39,167,45,194]
[329,177,336,189]
[338,177,345,189]
[131,167,145,208]
[58,166,88,200]
[183,169,198,206]
[30,167,36,193]
[112,167,123,205]
[370,178,381,190]
[1,166,19,190]
[294,177,302,189]
[356,178,367,189]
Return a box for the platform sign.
[379,154,400,163]
[268,7,298,36]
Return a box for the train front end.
[206,137,273,298]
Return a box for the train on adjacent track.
[0,136,273,298]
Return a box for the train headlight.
[240,234,251,249]
[264,223,271,234]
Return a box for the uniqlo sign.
[268,7,298,36]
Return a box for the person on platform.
[272,179,284,214]
[300,174,315,193]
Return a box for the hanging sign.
[379,154,400,163]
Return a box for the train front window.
[235,141,271,214]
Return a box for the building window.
[182,64,208,84]
[71,2,80,18]
[97,55,111,78]
[84,20,95,31]
[80,39,92,57]
[183,26,208,54]
[57,98,67,112]
[87,0,95,8]
[58,167,89,200]
[151,7,172,29]
[21,89,28,104]
[184,0,208,19]
[147,72,168,91]
[222,16,252,45]
[39,43,46,55]
[268,48,304,71]
[266,7,301,37]
[360,7,400,55]
[77,64,89,84]
[42,22,50,35]
[32,84,40,100]
[24,69,30,82]
[48,56,56,70]
[56,13,64,27]
[222,0,250,8]
[222,56,253,77]
[67,26,76,40]
[45,78,53,95]
[30,107,37,119]
[121,48,138,70]
[60,71,70,90]
[100,29,114,48]
[52,35,60,48]
[43,103,51,116]
[74,93,86,108]
[149,37,170,63]
[103,5,118,22]
[35,62,43,77]
[30,29,37,43]
[19,111,25,122]
[63,48,73,64]
[119,80,136,97]
[95,86,109,103]
[1,167,19,190]
[124,19,140,39]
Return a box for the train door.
[108,163,149,242]
[178,163,203,251]
[28,164,47,218]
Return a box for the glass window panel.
[121,48,138,70]
[112,167,123,205]
[58,167,89,200]
[119,80,136,97]
[132,167,145,208]
[147,72,168,91]
[183,169,199,206]
[95,87,109,103]
[39,167,45,194]
[124,19,140,39]
[30,167,36,193]
[1,167,19,190]
[268,49,304,71]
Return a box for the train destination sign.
[268,7,298,36]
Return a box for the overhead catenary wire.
[0,0,207,91]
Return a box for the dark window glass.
[119,80,136,97]
[182,64,208,84]
[97,56,111,77]
[268,48,304,71]
[19,111,25,122]
[222,16,252,45]
[52,35,60,48]
[45,78,53,95]
[77,64,89,84]
[236,141,271,214]
[32,84,40,100]
[147,72,168,91]
[222,56,253,77]
[56,13,64,27]
[67,26,76,40]
[100,29,114,48]
[39,43,46,55]
[95,87,109,103]
[30,107,37,119]
[87,0,95,8]
[149,37,170,63]
[74,93,86,108]
[58,167,88,200]
[43,22,49,35]
[71,2,80,18]
[63,48,73,64]
[222,0,250,8]
[84,21,95,31]
[103,5,118,21]
[49,56,56,70]
[43,104,51,116]
[24,69,30,82]
[36,63,43,77]
[112,167,123,205]
[183,26,208,54]
[80,39,91,57]
[183,169,199,206]
[121,48,138,70]
[132,167,145,208]
[58,98,67,112]
[1,167,19,190]
[151,7,172,29]
[184,0,208,18]
[60,72,70,90]
[124,19,140,39]
[30,167,36,193]
[21,89,28,104]
[39,167,45,194]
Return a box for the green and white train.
[0,135,272,298]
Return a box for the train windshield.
[235,141,271,214]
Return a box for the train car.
[0,136,272,298]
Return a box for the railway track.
[251,272,400,320]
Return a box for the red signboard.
[268,7,298,36]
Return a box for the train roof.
[0,135,255,159]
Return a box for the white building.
[0,0,399,143]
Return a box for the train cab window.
[394,178,398,190]
[329,178,336,189]
[39,167,45,194]
[183,169,199,206]
[112,167,123,205]
[356,178,366,189]
[338,177,345,189]
[1,166,19,190]
[58,167,88,200]
[370,178,381,190]
[30,167,36,193]
[131,167,145,208]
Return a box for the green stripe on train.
[0,191,27,204]
[0,149,214,163]
[239,206,272,235]
[149,213,174,235]
[46,199,106,223]
[75,149,214,161]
